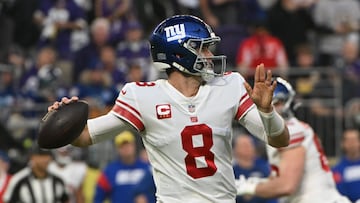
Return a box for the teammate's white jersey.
[267,117,350,203]
[110,72,255,203]
[48,161,87,203]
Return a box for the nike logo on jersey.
[188,104,195,113]
[121,90,127,95]
[164,24,186,42]
[156,104,172,119]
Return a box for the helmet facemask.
[184,37,226,82]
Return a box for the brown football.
[38,100,89,149]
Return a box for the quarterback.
[48,15,289,202]
[236,77,351,203]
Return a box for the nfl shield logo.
[188,104,195,113]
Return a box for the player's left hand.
[244,63,277,113]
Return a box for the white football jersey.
[110,72,255,203]
[48,161,87,203]
[267,117,350,203]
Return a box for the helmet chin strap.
[194,56,217,82]
[171,61,217,82]
[200,65,215,82]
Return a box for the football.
[37,100,89,149]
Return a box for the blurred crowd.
[0,0,360,202]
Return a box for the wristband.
[258,108,285,137]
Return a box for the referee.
[2,145,69,203]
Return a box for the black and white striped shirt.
[2,167,69,203]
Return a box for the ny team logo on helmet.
[149,15,226,82]
[164,23,186,42]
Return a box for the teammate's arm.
[237,146,305,198]
[255,146,305,198]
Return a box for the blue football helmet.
[149,15,226,82]
[273,77,296,117]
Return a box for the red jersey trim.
[290,136,305,145]
[112,105,145,131]
[116,99,141,117]
[240,93,248,103]
[235,95,254,120]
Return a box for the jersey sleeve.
[110,83,145,132]
[230,73,267,143]
[232,73,255,120]
[235,92,255,120]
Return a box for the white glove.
[235,175,261,196]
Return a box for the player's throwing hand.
[48,96,79,112]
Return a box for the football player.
[236,77,351,203]
[48,15,289,202]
